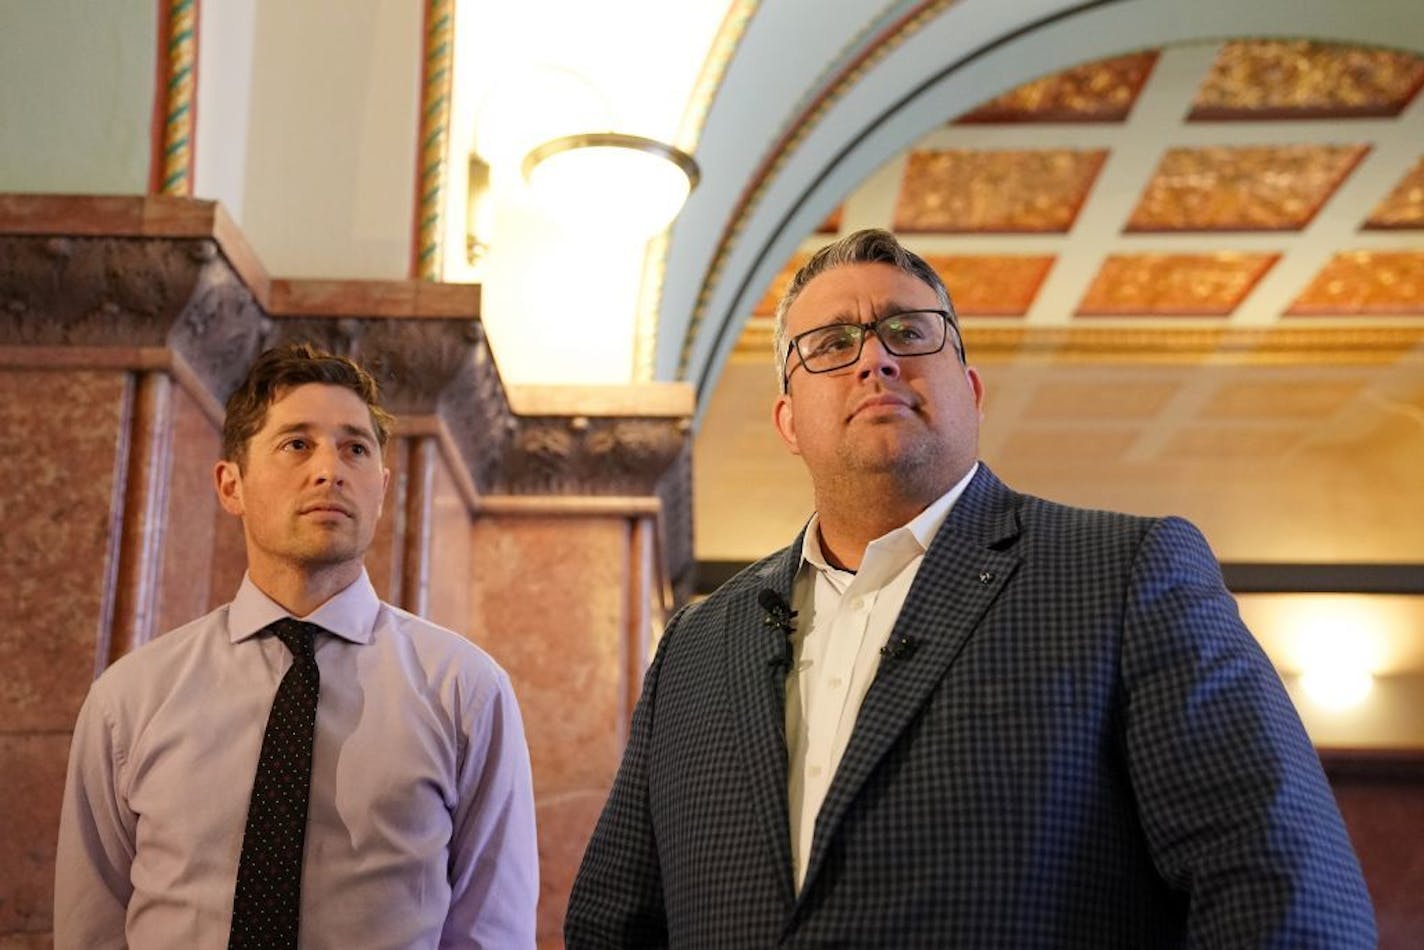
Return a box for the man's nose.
[312,444,345,484]
[856,330,901,380]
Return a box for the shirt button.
[809,765,823,778]
[829,677,843,690]
[850,596,866,611]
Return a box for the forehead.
[786,262,940,332]
[258,382,374,433]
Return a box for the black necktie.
[229,618,322,949]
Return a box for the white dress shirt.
[785,464,977,889]
[55,570,538,949]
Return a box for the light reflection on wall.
[1237,593,1424,747]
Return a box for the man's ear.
[214,459,244,516]
[965,365,986,417]
[772,393,801,456]
[375,465,391,519]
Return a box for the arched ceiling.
[660,0,1424,404]
[679,0,1424,569]
[674,2,1424,744]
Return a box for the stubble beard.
[826,423,951,504]
[286,518,368,569]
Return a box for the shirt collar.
[228,569,381,645]
[799,461,979,574]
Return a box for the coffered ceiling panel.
[1188,40,1424,119]
[1125,144,1369,232]
[1076,253,1280,316]
[893,149,1107,232]
[1288,251,1424,315]
[708,37,1424,575]
[1364,155,1424,229]
[922,255,1055,316]
[955,51,1159,124]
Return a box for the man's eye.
[807,331,856,357]
[885,322,923,342]
[284,438,308,451]
[350,443,368,456]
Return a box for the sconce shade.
[522,132,700,236]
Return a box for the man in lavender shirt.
[55,343,538,948]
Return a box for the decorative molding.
[412,0,455,279]
[734,317,1424,366]
[152,0,199,195]
[0,195,695,592]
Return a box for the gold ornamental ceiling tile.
[1076,253,1279,316]
[922,255,1055,316]
[1190,40,1424,119]
[956,52,1158,124]
[1288,251,1424,315]
[895,149,1108,233]
[1365,156,1424,230]
[1126,144,1368,232]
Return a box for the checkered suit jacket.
[566,466,1375,948]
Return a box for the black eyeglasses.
[782,309,963,390]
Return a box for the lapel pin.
[979,570,993,584]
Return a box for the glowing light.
[522,133,700,237]
[1299,665,1374,710]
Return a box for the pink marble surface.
[154,383,221,636]
[0,369,127,729]
[425,448,471,634]
[469,516,632,793]
[535,790,609,943]
[467,515,642,942]
[0,734,68,935]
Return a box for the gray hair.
[771,228,962,391]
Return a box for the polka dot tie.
[229,618,322,949]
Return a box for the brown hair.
[221,343,394,465]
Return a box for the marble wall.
[0,368,130,937]
[0,195,693,947]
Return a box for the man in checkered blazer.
[566,230,1375,947]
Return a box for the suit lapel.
[723,543,802,910]
[798,468,1023,897]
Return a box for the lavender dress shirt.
[55,571,538,949]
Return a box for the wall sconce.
[521,132,700,236]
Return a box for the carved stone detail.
[0,218,693,595]
[497,416,687,496]
[0,236,210,346]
